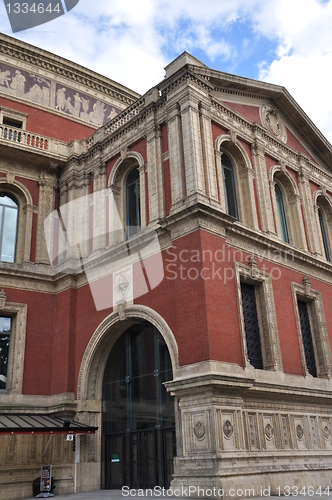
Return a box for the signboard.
[40,465,52,493]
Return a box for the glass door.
[102,322,176,489]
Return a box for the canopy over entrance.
[0,414,97,435]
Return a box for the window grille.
[297,300,317,377]
[240,282,263,370]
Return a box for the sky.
[1,0,332,143]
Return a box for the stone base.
[171,455,332,498]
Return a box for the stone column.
[35,168,56,264]
[251,138,275,234]
[58,178,68,263]
[289,191,308,251]
[215,149,227,213]
[167,103,186,210]
[298,159,321,255]
[179,94,206,198]
[92,159,107,252]
[22,203,33,263]
[138,164,147,228]
[199,101,219,204]
[146,123,162,223]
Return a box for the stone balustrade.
[0,125,87,160]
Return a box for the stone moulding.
[77,304,179,403]
[0,34,139,106]
[0,301,27,395]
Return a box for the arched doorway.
[101,321,175,489]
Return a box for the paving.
[25,491,122,500]
[23,490,332,500]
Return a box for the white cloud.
[256,0,332,143]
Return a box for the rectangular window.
[292,281,332,379]
[2,117,23,129]
[235,262,282,372]
[0,316,11,390]
[297,300,317,377]
[240,282,264,370]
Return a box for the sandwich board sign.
[35,465,54,498]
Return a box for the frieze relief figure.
[89,100,106,126]
[0,70,10,87]
[25,83,50,107]
[0,62,120,125]
[10,70,26,96]
[108,107,118,121]
[80,97,90,121]
[56,87,67,111]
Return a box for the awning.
[0,414,98,435]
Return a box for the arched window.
[126,167,141,237]
[222,153,238,219]
[318,208,331,262]
[0,193,18,263]
[275,183,289,243]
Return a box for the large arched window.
[126,167,141,237]
[318,208,331,262]
[0,193,18,263]
[275,183,289,243]
[222,153,238,219]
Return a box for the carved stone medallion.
[260,105,287,143]
[194,421,206,440]
[223,420,234,439]
[296,424,304,441]
[264,423,273,441]
[117,274,130,297]
[323,426,330,440]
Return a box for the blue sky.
[1,0,332,143]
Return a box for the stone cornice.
[0,33,140,106]
[3,198,332,294]
[193,66,332,168]
[211,97,332,187]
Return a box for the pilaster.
[92,159,107,252]
[179,94,206,197]
[138,163,147,228]
[146,122,163,223]
[298,157,321,255]
[167,103,186,210]
[199,101,219,203]
[22,203,33,263]
[35,168,56,264]
[251,139,275,234]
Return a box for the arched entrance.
[102,321,175,489]
[77,304,179,489]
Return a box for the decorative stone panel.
[215,409,243,452]
[260,105,287,143]
[293,416,307,450]
[246,412,260,451]
[182,409,213,454]
[262,414,277,451]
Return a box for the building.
[1,32,332,499]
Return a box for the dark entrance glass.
[102,322,175,489]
